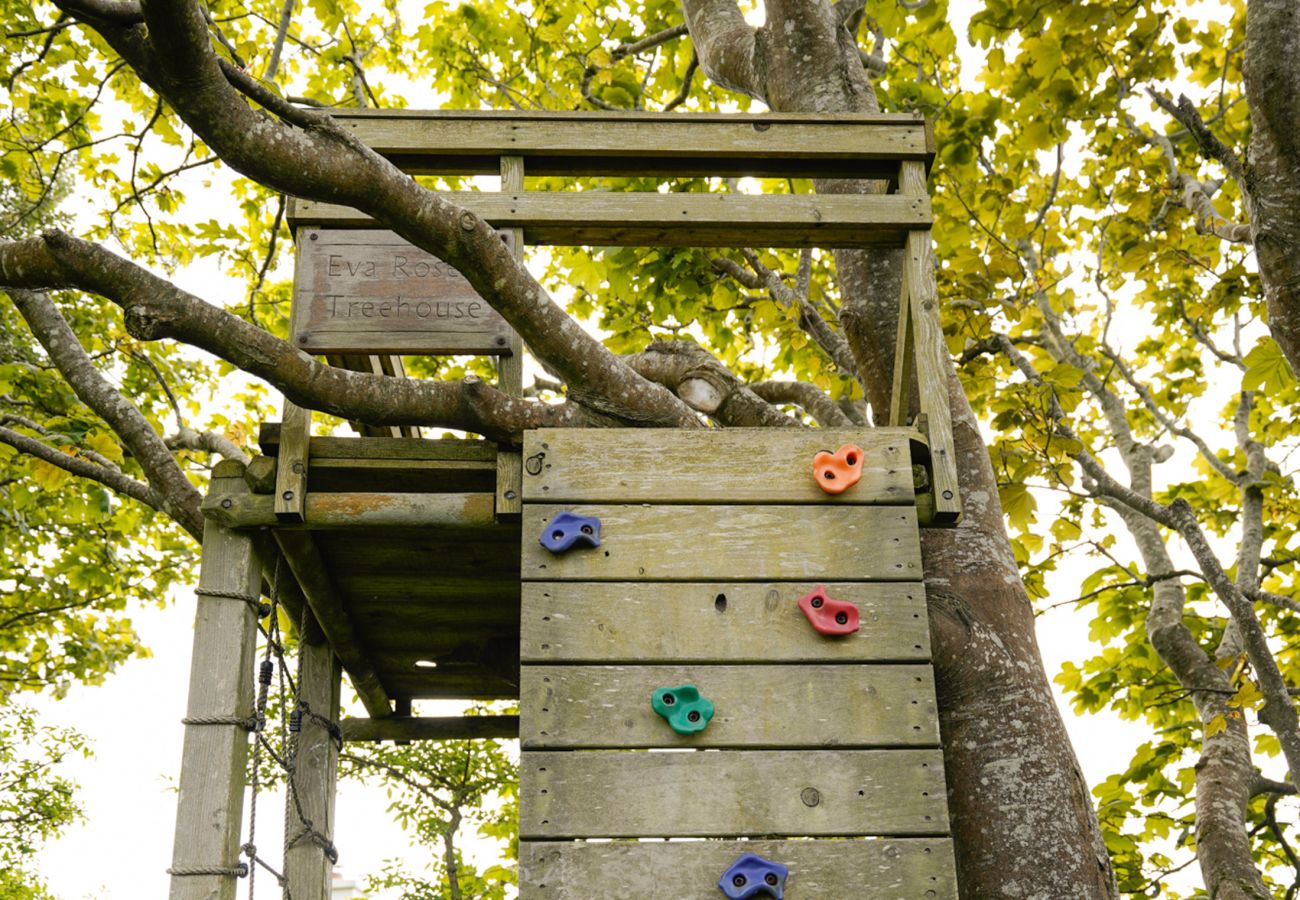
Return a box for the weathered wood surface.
[888,269,915,428]
[495,154,526,518]
[523,428,913,505]
[287,193,930,249]
[203,491,497,529]
[522,505,921,581]
[258,426,497,461]
[324,109,933,179]
[899,160,960,525]
[520,665,938,749]
[274,400,310,520]
[292,229,516,355]
[520,749,948,838]
[342,715,520,742]
[521,582,928,663]
[169,472,261,900]
[519,838,958,900]
[283,636,342,900]
[274,530,392,718]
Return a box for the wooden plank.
[258,426,496,461]
[283,634,342,900]
[495,155,525,519]
[522,428,913,504]
[520,749,948,838]
[169,470,261,900]
[275,400,310,521]
[520,664,938,749]
[342,715,520,742]
[519,838,958,900]
[899,161,960,525]
[521,505,921,582]
[274,530,392,718]
[306,457,496,494]
[521,582,928,663]
[202,491,497,529]
[888,271,914,428]
[292,229,516,355]
[287,193,930,249]
[325,109,933,179]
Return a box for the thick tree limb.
[0,234,586,442]
[53,0,700,432]
[750,380,851,426]
[5,288,204,538]
[1244,0,1300,377]
[625,340,799,427]
[680,0,762,98]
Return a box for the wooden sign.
[290,228,516,355]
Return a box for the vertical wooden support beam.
[495,155,526,518]
[898,161,961,524]
[284,634,343,900]
[275,399,310,521]
[169,463,260,900]
[888,272,914,428]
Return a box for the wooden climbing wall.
[517,428,959,899]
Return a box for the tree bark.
[1245,0,1300,375]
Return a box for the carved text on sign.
[291,228,516,355]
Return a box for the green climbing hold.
[651,684,715,735]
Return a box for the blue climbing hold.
[718,853,788,899]
[651,684,715,735]
[539,511,601,553]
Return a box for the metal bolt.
[505,490,517,501]
[459,211,476,230]
[282,490,294,501]
[221,498,233,509]
[687,710,701,723]
[733,875,747,888]
[942,489,954,500]
[765,873,779,886]
[309,233,318,241]
[292,461,305,474]
[801,787,821,807]
[495,336,508,346]
[661,694,676,706]
[811,596,823,609]
[835,611,848,625]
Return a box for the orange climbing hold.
[812,443,864,494]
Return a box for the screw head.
[765,873,779,886]
[221,498,233,509]
[282,490,294,501]
[732,875,747,887]
[661,693,675,706]
[811,597,824,609]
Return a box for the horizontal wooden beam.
[258,424,497,461]
[274,530,393,719]
[341,715,520,742]
[287,193,930,248]
[326,109,933,179]
[202,490,496,529]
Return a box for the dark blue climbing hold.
[651,684,715,735]
[539,511,601,553]
[718,853,788,899]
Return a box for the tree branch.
[750,380,852,426]
[5,288,204,538]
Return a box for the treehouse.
[168,110,963,900]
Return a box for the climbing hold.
[812,443,865,494]
[717,853,788,899]
[797,584,860,636]
[539,511,601,553]
[651,684,714,735]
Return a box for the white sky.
[25,1,1253,896]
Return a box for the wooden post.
[284,632,343,900]
[169,462,261,900]
[898,160,961,524]
[275,399,310,521]
[888,270,914,428]
[495,155,525,518]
